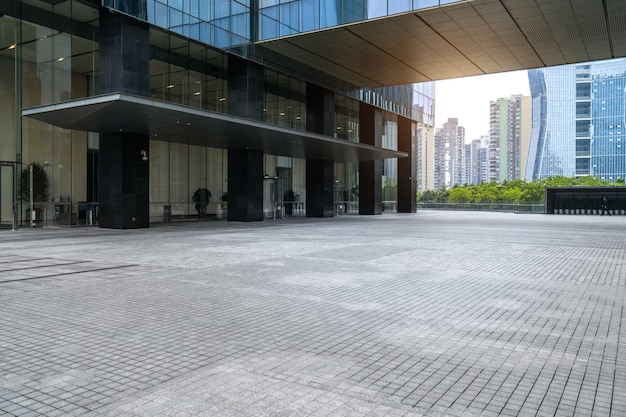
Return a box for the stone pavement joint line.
[0,212,625,417]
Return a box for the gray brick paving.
[0,211,625,416]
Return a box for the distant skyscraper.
[434,118,465,189]
[526,58,626,181]
[465,136,489,185]
[489,95,531,182]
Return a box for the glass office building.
[0,0,435,229]
[526,58,626,182]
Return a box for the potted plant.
[192,188,212,219]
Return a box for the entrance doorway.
[263,175,285,219]
[0,162,17,230]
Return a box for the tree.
[521,182,544,202]
[19,162,50,203]
[418,189,439,202]
[448,187,473,203]
[501,188,522,203]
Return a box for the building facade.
[526,58,626,181]
[488,95,531,182]
[434,118,465,190]
[416,124,435,192]
[0,0,435,229]
[464,136,489,186]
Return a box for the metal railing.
[417,202,545,213]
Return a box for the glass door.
[263,175,284,219]
[0,162,17,230]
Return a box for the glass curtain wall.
[147,25,230,223]
[264,68,306,130]
[334,94,359,142]
[103,0,251,49]
[149,27,228,112]
[0,11,18,227]
[259,0,465,40]
[149,142,227,222]
[2,1,99,227]
[382,112,398,211]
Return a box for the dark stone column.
[99,8,150,96]
[359,102,382,215]
[305,83,335,217]
[99,133,149,229]
[227,55,264,121]
[226,56,264,221]
[306,83,335,135]
[97,8,150,229]
[306,159,335,217]
[227,149,264,222]
[397,116,417,213]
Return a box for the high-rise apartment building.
[526,58,626,181]
[416,124,435,192]
[434,118,465,189]
[489,95,531,182]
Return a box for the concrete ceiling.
[258,0,626,87]
[21,94,407,162]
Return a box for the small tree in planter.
[192,188,212,219]
[19,162,50,203]
[19,162,50,224]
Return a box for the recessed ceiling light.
[167,84,174,89]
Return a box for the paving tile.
[0,212,625,416]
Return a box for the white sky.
[434,70,531,142]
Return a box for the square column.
[99,8,150,96]
[397,116,417,213]
[305,83,336,217]
[359,102,383,215]
[99,133,149,229]
[227,55,264,121]
[228,149,264,222]
[306,159,335,217]
[306,83,335,135]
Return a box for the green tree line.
[418,176,625,204]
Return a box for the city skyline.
[434,70,531,142]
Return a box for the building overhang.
[21,94,407,162]
[258,0,626,87]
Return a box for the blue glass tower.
[526,59,626,181]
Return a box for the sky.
[434,70,531,142]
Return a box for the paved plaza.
[0,211,625,417]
